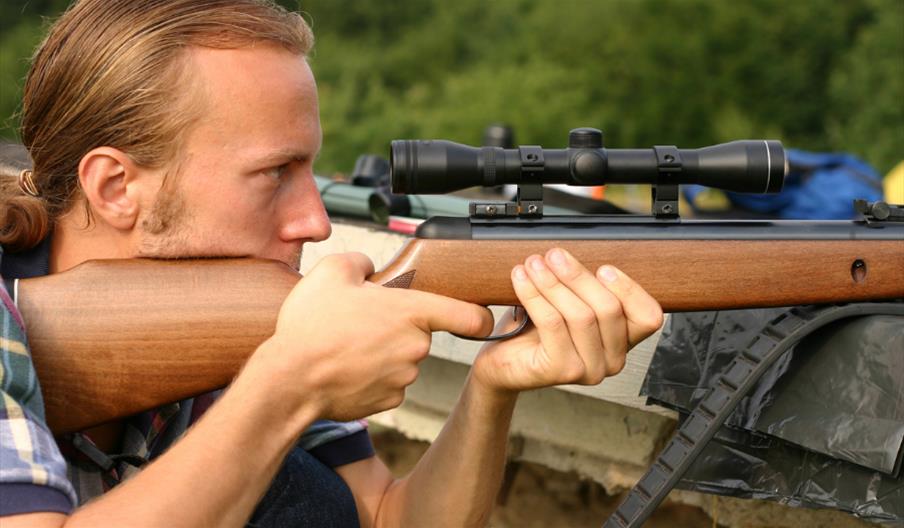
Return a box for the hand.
[472,248,663,394]
[256,253,494,421]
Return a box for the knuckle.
[387,391,405,409]
[322,252,370,277]
[584,367,607,385]
[413,337,432,361]
[403,366,420,386]
[321,253,352,274]
[467,307,492,337]
[648,305,665,330]
[606,354,627,376]
[636,305,665,335]
[596,299,623,320]
[562,360,586,383]
[322,252,347,266]
[569,306,597,331]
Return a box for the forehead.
[183,45,321,164]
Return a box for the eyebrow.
[246,147,320,170]
[252,149,310,166]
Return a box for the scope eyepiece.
[391,129,785,196]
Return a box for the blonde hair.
[1,0,313,252]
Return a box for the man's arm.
[337,375,516,528]
[339,248,663,527]
[3,253,496,526]
[3,338,321,528]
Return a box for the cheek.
[188,189,280,249]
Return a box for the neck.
[50,210,136,274]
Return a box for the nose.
[279,172,332,243]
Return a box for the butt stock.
[16,238,904,434]
[17,258,299,434]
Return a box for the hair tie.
[18,169,39,197]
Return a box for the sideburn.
[142,185,187,235]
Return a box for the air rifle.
[372,128,903,309]
[16,128,904,434]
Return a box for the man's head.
[4,0,329,269]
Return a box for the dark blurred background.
[2,0,902,177]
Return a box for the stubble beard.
[136,186,306,271]
[136,186,193,258]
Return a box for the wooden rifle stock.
[17,237,904,434]
[370,239,904,310]
[18,258,299,434]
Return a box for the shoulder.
[0,279,43,419]
[0,278,77,514]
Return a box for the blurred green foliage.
[1,0,901,174]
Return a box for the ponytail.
[0,149,49,251]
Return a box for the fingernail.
[529,256,546,272]
[513,265,527,281]
[599,265,617,283]
[548,248,566,268]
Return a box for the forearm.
[377,374,518,528]
[67,340,318,528]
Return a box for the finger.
[525,253,607,382]
[395,288,495,339]
[314,252,376,283]
[544,248,628,378]
[597,265,664,347]
[512,260,583,379]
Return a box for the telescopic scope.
[391,128,785,195]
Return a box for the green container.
[315,175,575,225]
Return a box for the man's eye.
[266,164,290,181]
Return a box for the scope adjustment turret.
[568,128,603,149]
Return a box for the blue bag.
[684,148,884,219]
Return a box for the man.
[0,1,663,526]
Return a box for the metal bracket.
[651,184,679,218]
[517,183,544,217]
[469,201,518,218]
[518,146,545,218]
[854,199,904,224]
[651,145,682,218]
[469,145,547,219]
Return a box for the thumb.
[309,252,376,284]
[401,289,495,338]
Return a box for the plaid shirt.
[1,243,373,515]
[0,279,77,514]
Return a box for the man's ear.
[78,147,146,231]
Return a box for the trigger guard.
[453,307,530,342]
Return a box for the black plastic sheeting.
[641,308,904,522]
